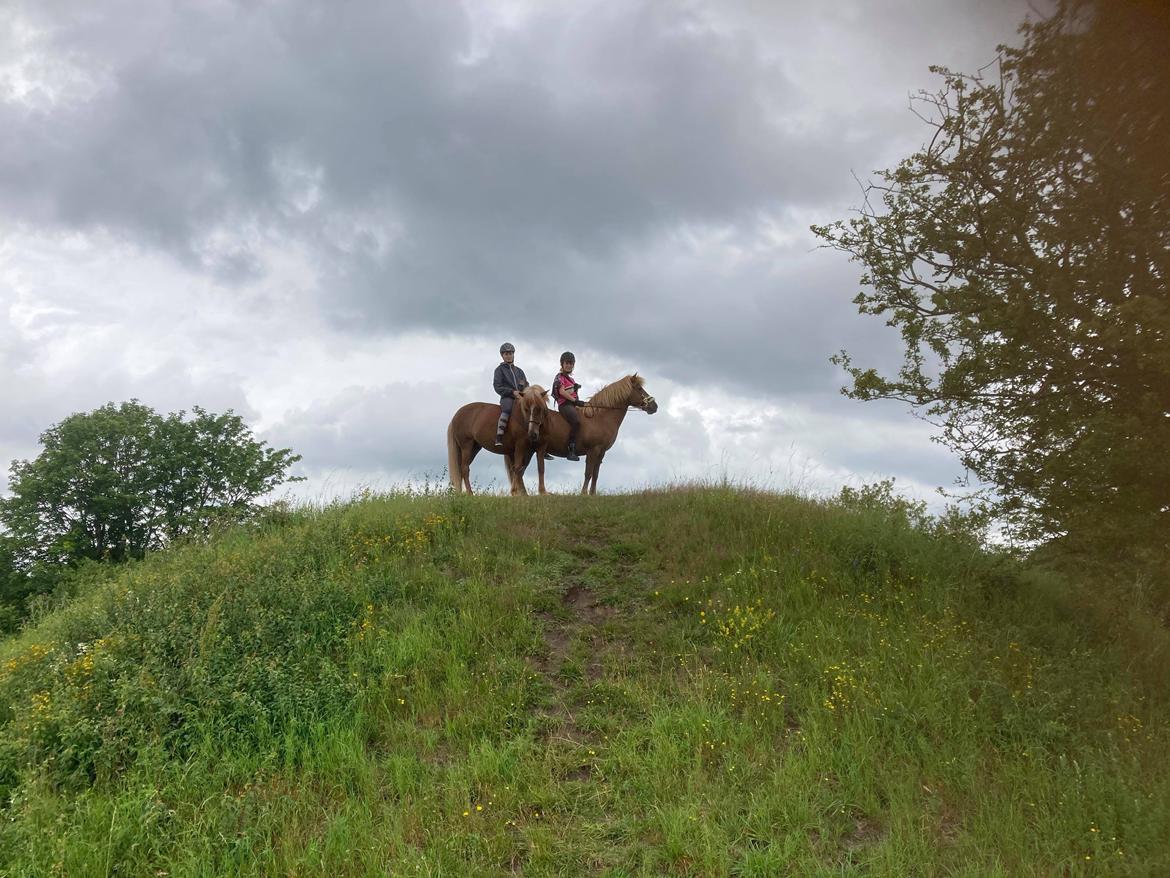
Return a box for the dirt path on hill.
[530,520,634,781]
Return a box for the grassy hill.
[1,487,1167,876]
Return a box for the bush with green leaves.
[0,401,302,622]
[0,502,464,795]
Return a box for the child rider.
[493,342,529,447]
[551,351,582,461]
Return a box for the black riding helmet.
[560,351,575,364]
[500,342,516,354]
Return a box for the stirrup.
[566,444,580,461]
[494,435,504,447]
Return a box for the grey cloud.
[0,1,1012,328]
[0,352,255,448]
[0,352,256,493]
[267,381,471,477]
[553,234,907,399]
[0,0,1031,499]
[5,2,818,244]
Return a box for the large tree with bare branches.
[813,0,1169,563]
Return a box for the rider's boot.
[494,412,508,447]
[566,441,580,461]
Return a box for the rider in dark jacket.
[493,342,529,447]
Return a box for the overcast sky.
[1,0,1036,502]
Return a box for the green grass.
[1,487,1167,876]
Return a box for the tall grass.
[1,487,1166,876]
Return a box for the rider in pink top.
[552,351,582,461]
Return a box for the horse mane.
[518,384,549,416]
[587,374,643,409]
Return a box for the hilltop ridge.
[1,487,1167,875]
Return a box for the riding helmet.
[560,351,575,363]
[500,342,516,354]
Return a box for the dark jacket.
[493,362,529,400]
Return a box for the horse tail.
[446,418,461,491]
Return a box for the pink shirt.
[553,372,578,407]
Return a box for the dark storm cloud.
[1,0,1032,399]
[2,1,466,255]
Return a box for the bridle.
[525,396,547,437]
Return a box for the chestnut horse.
[446,385,550,495]
[519,374,657,495]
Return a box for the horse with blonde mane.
[520,374,657,495]
[446,385,550,495]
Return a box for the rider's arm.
[493,365,511,399]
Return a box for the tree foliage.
[812,0,1170,560]
[0,539,25,634]
[0,401,302,573]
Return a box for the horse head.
[519,384,551,444]
[628,374,658,414]
[586,374,659,415]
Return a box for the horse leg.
[504,455,519,495]
[581,452,596,495]
[537,445,547,494]
[590,451,605,495]
[517,439,534,496]
[512,449,529,495]
[462,443,479,494]
[447,422,462,492]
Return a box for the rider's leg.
[562,404,580,461]
[495,397,514,447]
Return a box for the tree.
[0,401,302,572]
[0,538,25,635]
[812,0,1170,563]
